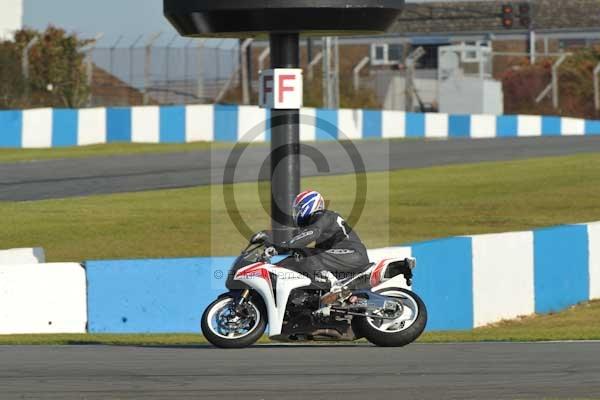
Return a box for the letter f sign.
[263,75,273,105]
[278,75,296,103]
[259,69,303,109]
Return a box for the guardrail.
[1,222,598,335]
[1,105,600,148]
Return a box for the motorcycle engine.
[289,290,320,309]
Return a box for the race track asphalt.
[2,136,600,201]
[1,342,599,399]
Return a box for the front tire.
[201,293,267,349]
[352,287,427,347]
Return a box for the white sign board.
[259,68,303,109]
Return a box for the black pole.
[269,33,301,244]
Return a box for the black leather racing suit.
[275,210,369,279]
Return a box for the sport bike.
[201,232,427,348]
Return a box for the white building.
[0,0,23,40]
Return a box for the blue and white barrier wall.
[83,222,600,334]
[2,105,600,148]
[409,222,600,330]
[1,222,599,334]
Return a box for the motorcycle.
[201,232,428,348]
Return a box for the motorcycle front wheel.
[201,293,267,349]
[352,287,427,347]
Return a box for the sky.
[23,0,180,46]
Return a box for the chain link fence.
[86,37,382,109]
[4,31,600,117]
[89,38,239,106]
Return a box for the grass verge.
[1,300,598,345]
[0,139,401,164]
[2,153,600,261]
[421,300,600,343]
[0,141,244,163]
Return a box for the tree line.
[0,26,91,110]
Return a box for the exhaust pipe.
[310,329,344,339]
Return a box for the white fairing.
[235,263,311,337]
[369,257,414,291]
[373,274,412,291]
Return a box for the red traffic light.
[501,3,514,28]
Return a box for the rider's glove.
[264,238,289,254]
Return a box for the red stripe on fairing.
[236,262,265,277]
[295,190,315,204]
[370,259,389,287]
[235,262,272,290]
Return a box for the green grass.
[2,152,600,262]
[2,300,599,345]
[0,139,399,163]
[0,141,246,163]
[421,299,600,342]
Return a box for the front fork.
[238,289,250,302]
[234,289,251,313]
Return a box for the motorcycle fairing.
[369,257,415,291]
[235,262,312,337]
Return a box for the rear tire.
[201,293,267,349]
[352,288,427,347]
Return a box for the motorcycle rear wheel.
[201,293,267,349]
[352,287,427,347]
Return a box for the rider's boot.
[314,270,351,305]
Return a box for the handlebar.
[244,231,303,262]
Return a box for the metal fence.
[6,32,600,118]
[89,37,239,106]
[85,36,360,108]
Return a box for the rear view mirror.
[250,231,270,245]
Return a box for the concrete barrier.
[80,222,599,334]
[0,263,87,334]
[2,106,600,148]
[82,222,600,334]
[472,231,534,327]
[412,237,474,330]
[533,225,589,314]
[0,247,45,265]
[411,224,594,330]
[85,257,235,333]
[3,222,597,335]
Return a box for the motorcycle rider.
[268,190,370,282]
